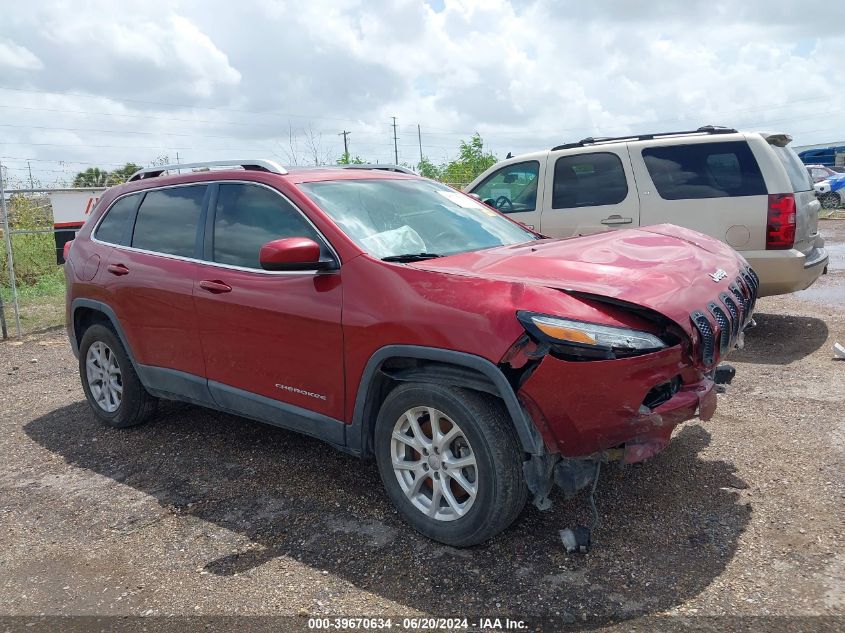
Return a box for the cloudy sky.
[0,0,842,186]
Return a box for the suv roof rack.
[551,125,738,152]
[128,159,288,182]
[338,164,416,174]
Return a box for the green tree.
[72,167,111,188]
[337,153,365,165]
[417,156,441,180]
[108,162,143,184]
[439,133,497,187]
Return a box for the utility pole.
[27,161,34,189]
[175,151,181,174]
[0,161,22,337]
[391,117,399,164]
[417,124,423,165]
[339,130,350,161]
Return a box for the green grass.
[1,231,66,335]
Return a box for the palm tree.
[72,167,111,188]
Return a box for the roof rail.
[128,159,288,182]
[338,164,416,174]
[551,125,738,151]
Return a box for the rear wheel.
[374,383,527,546]
[79,323,157,428]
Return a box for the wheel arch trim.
[348,345,546,457]
[70,299,140,372]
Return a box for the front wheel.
[374,383,527,546]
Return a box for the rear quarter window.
[94,194,140,245]
[771,145,812,192]
[642,141,767,200]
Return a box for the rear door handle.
[601,215,633,225]
[199,279,232,294]
[107,263,129,276]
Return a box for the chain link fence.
[1,184,104,339]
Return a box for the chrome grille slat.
[691,310,715,367]
[720,293,740,338]
[730,283,747,321]
[708,303,731,355]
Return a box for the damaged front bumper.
[516,345,719,510]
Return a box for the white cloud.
[0,38,43,71]
[0,0,841,185]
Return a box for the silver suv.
[466,126,828,296]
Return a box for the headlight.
[517,311,667,359]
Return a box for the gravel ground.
[1,221,843,632]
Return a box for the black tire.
[78,323,157,428]
[374,383,528,546]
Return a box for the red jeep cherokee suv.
[65,159,757,546]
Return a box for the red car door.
[101,184,208,378]
[193,182,344,421]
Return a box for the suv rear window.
[642,141,766,200]
[771,144,812,192]
[131,185,207,257]
[94,194,140,245]
[552,152,628,209]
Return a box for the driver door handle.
[199,280,232,294]
[601,215,633,225]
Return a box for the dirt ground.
[1,222,843,632]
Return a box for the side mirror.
[467,193,482,201]
[259,237,336,271]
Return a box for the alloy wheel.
[390,406,479,521]
[85,341,123,413]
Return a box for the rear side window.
[94,194,139,245]
[642,141,766,200]
[131,185,206,257]
[771,145,812,192]
[212,183,321,269]
[552,152,628,209]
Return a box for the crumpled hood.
[412,224,749,336]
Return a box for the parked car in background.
[64,160,755,546]
[466,127,828,297]
[806,163,840,183]
[813,171,845,209]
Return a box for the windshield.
[298,178,537,259]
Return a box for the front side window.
[212,183,321,269]
[471,161,540,213]
[299,178,536,259]
[131,185,207,257]
[642,141,766,200]
[95,194,140,245]
[552,152,628,209]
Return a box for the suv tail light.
[766,193,796,250]
[63,239,74,261]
